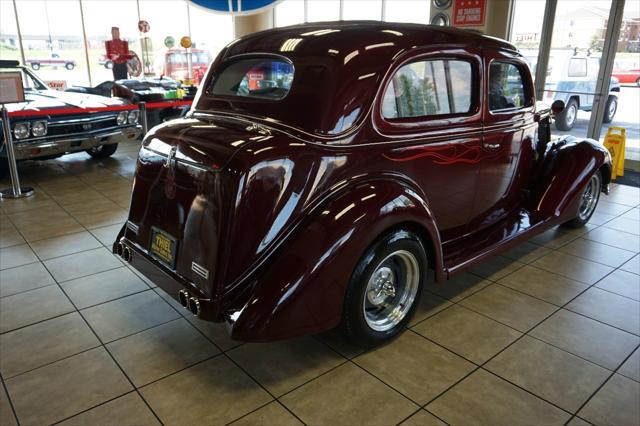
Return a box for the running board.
[442,209,562,278]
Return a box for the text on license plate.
[150,228,178,268]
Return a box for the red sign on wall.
[453,0,486,27]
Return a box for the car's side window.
[382,59,473,119]
[488,61,527,111]
[568,58,588,77]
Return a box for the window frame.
[204,53,295,102]
[487,59,534,114]
[377,53,481,126]
[567,57,588,78]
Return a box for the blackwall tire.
[87,144,118,159]
[65,63,75,70]
[563,171,602,228]
[555,99,578,131]
[603,96,617,123]
[341,230,427,348]
[31,63,40,70]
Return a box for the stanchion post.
[139,101,148,136]
[1,105,34,199]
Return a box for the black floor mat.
[614,169,640,188]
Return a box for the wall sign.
[453,0,486,27]
[189,0,283,15]
[0,72,25,104]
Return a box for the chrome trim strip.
[126,221,140,235]
[191,262,210,280]
[48,116,116,126]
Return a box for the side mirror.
[551,99,565,114]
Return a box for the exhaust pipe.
[122,246,132,262]
[188,297,200,316]
[116,242,124,257]
[178,290,189,309]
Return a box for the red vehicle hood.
[6,89,125,114]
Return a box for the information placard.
[0,72,25,104]
[453,0,486,27]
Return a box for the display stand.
[1,105,34,199]
[0,71,33,199]
[139,102,148,135]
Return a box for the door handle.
[483,143,500,149]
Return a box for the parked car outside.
[25,53,76,71]
[115,23,611,347]
[0,60,141,178]
[544,53,620,130]
[98,54,114,69]
[612,59,640,86]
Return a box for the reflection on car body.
[115,23,611,347]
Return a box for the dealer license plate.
[150,227,178,269]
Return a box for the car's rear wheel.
[31,63,40,70]
[555,98,578,131]
[65,63,74,70]
[87,144,118,159]
[564,171,602,228]
[603,96,617,123]
[105,61,113,69]
[636,77,640,87]
[342,230,427,347]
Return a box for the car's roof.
[197,22,519,138]
[229,21,517,59]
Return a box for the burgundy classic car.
[115,22,611,346]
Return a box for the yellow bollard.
[603,127,626,180]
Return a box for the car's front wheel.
[87,144,118,159]
[555,98,578,131]
[342,230,427,347]
[564,170,602,228]
[65,63,75,70]
[603,96,617,123]
[31,63,40,70]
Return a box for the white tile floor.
[0,140,638,425]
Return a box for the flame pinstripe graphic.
[383,142,502,165]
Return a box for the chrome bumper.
[11,126,141,160]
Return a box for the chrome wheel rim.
[566,104,577,126]
[89,145,103,154]
[363,250,420,332]
[578,174,601,220]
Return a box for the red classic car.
[115,22,611,346]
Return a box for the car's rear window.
[210,58,294,100]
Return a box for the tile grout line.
[146,286,312,426]
[565,341,640,425]
[0,371,21,426]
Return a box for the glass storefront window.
[509,0,545,80]
[187,3,234,82]
[384,0,430,24]
[543,0,612,139]
[138,0,190,80]
[607,1,640,162]
[15,0,90,86]
[0,1,21,62]
[307,0,340,22]
[81,0,140,85]
[275,0,305,27]
[343,0,382,21]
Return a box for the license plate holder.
[150,227,178,269]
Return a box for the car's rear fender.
[528,135,611,220]
[226,177,443,342]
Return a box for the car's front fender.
[226,177,442,342]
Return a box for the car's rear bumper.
[11,126,141,160]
